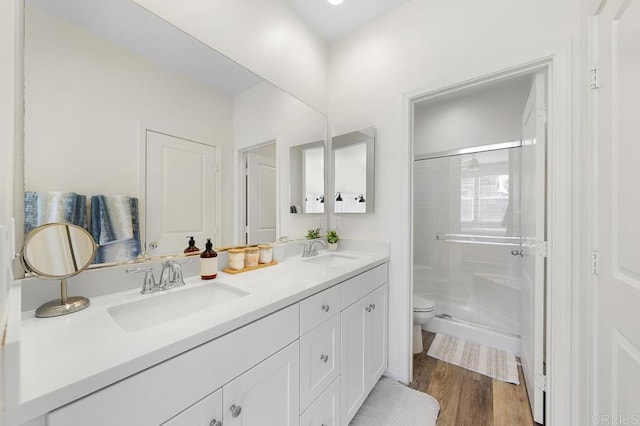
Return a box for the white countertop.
[12,246,388,423]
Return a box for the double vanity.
[8,245,389,426]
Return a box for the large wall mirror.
[21,0,328,266]
[332,126,375,214]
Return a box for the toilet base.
[413,324,423,354]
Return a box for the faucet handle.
[126,266,157,294]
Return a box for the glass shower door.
[414,146,523,336]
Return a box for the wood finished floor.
[412,331,537,426]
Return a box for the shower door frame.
[403,42,573,426]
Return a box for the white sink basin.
[304,253,360,267]
[108,284,249,333]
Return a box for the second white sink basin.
[108,283,249,333]
[304,253,359,267]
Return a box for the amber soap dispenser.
[184,236,199,255]
[200,238,218,280]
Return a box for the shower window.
[461,174,509,226]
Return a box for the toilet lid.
[413,295,435,312]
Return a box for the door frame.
[237,140,279,246]
[403,41,573,425]
[138,122,222,252]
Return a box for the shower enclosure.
[413,142,528,351]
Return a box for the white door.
[520,73,547,424]
[593,0,640,418]
[246,152,276,245]
[223,342,300,426]
[146,130,218,256]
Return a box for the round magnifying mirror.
[22,223,97,318]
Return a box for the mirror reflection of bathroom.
[22,0,328,266]
[241,142,277,245]
[289,141,325,215]
[411,72,547,421]
[332,126,375,214]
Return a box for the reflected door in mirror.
[246,152,276,244]
[146,130,219,256]
[289,141,325,214]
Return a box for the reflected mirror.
[21,0,328,265]
[21,223,97,317]
[289,141,325,214]
[332,127,375,213]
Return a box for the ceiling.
[286,0,412,41]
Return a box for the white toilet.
[413,295,436,354]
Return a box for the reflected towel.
[90,195,141,263]
[24,191,87,234]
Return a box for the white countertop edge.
[13,252,389,423]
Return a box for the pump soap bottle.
[200,238,218,280]
[184,236,199,255]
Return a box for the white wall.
[328,0,580,384]
[234,81,327,240]
[0,0,22,420]
[131,0,328,114]
[414,76,532,155]
[24,6,236,245]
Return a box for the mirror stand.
[35,278,91,318]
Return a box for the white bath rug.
[427,333,520,384]
[350,377,440,426]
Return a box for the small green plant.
[306,228,321,239]
[326,229,340,244]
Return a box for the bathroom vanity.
[7,246,389,426]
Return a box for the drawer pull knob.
[320,354,329,363]
[365,305,372,312]
[230,404,242,418]
[321,304,330,312]
[371,303,376,310]
[209,420,222,426]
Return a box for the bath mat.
[350,377,440,426]
[427,333,520,384]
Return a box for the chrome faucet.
[159,260,187,289]
[302,239,326,257]
[127,259,192,294]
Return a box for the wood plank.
[456,367,494,426]
[425,360,464,425]
[493,362,535,425]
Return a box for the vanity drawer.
[300,284,340,335]
[162,388,222,426]
[300,377,341,426]
[340,263,388,310]
[300,315,341,412]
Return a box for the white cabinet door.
[162,389,223,426]
[365,284,388,387]
[300,377,340,426]
[300,315,341,412]
[340,296,367,425]
[223,341,300,426]
[341,284,388,425]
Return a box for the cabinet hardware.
[320,354,329,363]
[209,419,222,426]
[321,304,330,312]
[230,404,242,418]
